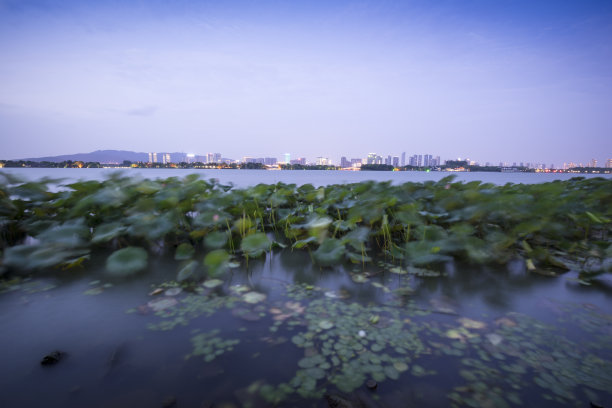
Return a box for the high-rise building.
[316,157,331,165]
[350,158,362,167]
[424,154,432,167]
[392,156,399,167]
[290,158,306,165]
[401,152,406,166]
[148,152,158,163]
[340,157,350,168]
[417,155,423,167]
[590,159,598,168]
[284,153,291,163]
[162,153,171,164]
[264,157,277,165]
[606,159,612,168]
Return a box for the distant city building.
[350,158,362,167]
[290,157,306,165]
[284,153,291,163]
[340,156,351,168]
[392,156,399,167]
[607,159,612,168]
[316,157,331,165]
[264,157,277,165]
[401,152,406,166]
[590,159,598,168]
[162,153,171,164]
[148,152,158,163]
[366,153,382,164]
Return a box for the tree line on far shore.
[1,159,609,173]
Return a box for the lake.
[1,167,609,187]
[1,253,611,407]
[0,170,610,408]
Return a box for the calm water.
[1,168,611,407]
[0,253,611,408]
[1,167,609,187]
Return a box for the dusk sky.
[1,0,611,166]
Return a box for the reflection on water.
[1,253,611,407]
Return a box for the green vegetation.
[360,164,395,171]
[0,173,610,282]
[280,164,339,170]
[0,160,101,168]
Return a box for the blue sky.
[1,0,611,166]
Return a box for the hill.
[20,150,185,163]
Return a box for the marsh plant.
[0,173,610,282]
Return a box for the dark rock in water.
[366,379,378,390]
[40,351,64,365]
[325,393,354,408]
[162,396,177,407]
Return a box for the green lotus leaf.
[92,222,126,244]
[106,247,148,276]
[177,260,198,282]
[203,249,230,277]
[174,243,195,260]
[313,238,345,266]
[240,232,271,258]
[204,231,228,249]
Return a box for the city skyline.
[9,148,605,170]
[1,1,611,164]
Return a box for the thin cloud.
[124,106,158,117]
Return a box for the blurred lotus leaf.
[106,247,148,276]
[174,243,195,260]
[204,249,230,276]
[240,232,271,258]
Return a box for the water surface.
[1,253,610,408]
[2,167,609,187]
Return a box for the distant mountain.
[20,150,186,163]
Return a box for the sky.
[1,0,611,166]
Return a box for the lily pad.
[351,274,369,283]
[318,320,334,330]
[458,317,486,329]
[243,291,267,304]
[203,279,224,289]
[164,287,182,296]
[148,297,177,312]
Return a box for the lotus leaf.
[240,232,271,258]
[106,247,148,276]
